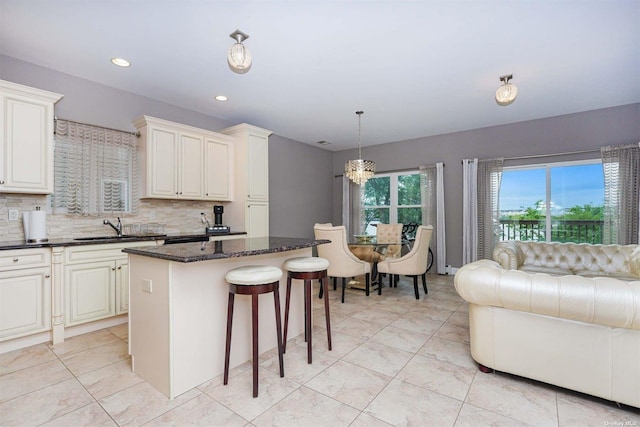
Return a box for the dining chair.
[314,223,371,303]
[376,225,433,299]
[375,223,403,259]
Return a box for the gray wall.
[333,103,640,267]
[0,56,335,238]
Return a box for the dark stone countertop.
[123,236,330,263]
[0,232,248,251]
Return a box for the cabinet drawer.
[0,248,51,271]
[64,241,157,264]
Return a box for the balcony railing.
[499,219,604,244]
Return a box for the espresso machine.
[206,205,230,234]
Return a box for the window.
[361,172,421,235]
[498,160,604,243]
[53,119,138,215]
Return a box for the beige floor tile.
[0,378,93,426]
[369,325,430,353]
[48,329,122,357]
[405,305,455,322]
[349,412,394,427]
[261,344,337,384]
[556,391,640,426]
[391,314,443,335]
[454,403,532,427]
[419,336,477,370]
[39,402,117,427]
[332,316,385,340]
[466,371,559,427]
[434,322,470,344]
[99,381,201,427]
[144,393,248,426]
[252,386,360,426]
[397,354,477,401]
[309,330,365,358]
[305,360,391,410]
[0,344,57,375]
[351,307,401,325]
[61,341,129,376]
[365,378,463,426]
[107,323,129,341]
[77,358,144,400]
[342,341,414,377]
[0,359,72,403]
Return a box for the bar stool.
[223,265,284,398]
[282,257,332,364]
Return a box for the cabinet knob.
[45,275,51,278]
[13,258,19,262]
[118,266,122,270]
[0,180,5,185]
[112,267,116,271]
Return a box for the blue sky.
[500,163,605,212]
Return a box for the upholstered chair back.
[376,223,403,258]
[378,225,433,275]
[313,223,371,278]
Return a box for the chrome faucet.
[103,217,123,237]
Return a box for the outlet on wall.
[8,209,19,221]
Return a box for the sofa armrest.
[493,241,524,270]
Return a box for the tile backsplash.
[0,194,228,241]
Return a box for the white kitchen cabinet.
[0,80,63,194]
[0,248,51,341]
[134,116,233,201]
[221,124,272,237]
[63,241,156,327]
[204,136,233,201]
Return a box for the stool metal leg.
[251,293,259,398]
[273,283,285,378]
[283,276,292,353]
[223,292,234,386]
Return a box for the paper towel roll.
[23,210,48,243]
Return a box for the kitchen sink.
[73,234,166,241]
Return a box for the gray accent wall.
[333,103,640,267]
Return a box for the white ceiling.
[1,1,638,151]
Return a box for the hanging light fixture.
[345,111,375,185]
[495,74,517,106]
[227,29,252,74]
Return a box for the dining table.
[347,237,407,293]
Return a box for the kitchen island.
[123,236,329,399]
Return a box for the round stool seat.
[283,257,329,273]
[225,265,283,285]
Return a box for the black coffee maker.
[206,205,230,234]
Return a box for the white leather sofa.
[454,259,640,408]
[493,240,640,281]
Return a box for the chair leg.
[283,277,292,353]
[422,273,428,294]
[251,294,259,398]
[273,284,285,378]
[341,277,346,303]
[321,277,332,351]
[333,277,337,290]
[412,276,419,300]
[388,273,393,289]
[318,278,324,299]
[305,279,312,364]
[223,292,234,386]
[365,273,370,297]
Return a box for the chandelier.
[227,29,252,74]
[345,111,375,185]
[495,74,517,106]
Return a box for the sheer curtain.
[601,142,640,244]
[342,175,362,236]
[462,158,503,264]
[53,119,138,215]
[420,163,446,274]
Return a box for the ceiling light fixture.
[215,95,228,101]
[345,111,375,185]
[495,74,517,106]
[111,57,131,67]
[227,29,252,74]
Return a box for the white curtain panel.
[476,158,503,260]
[462,159,478,264]
[436,162,446,274]
[342,175,362,236]
[420,165,439,272]
[601,142,640,244]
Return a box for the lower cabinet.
[246,201,269,238]
[0,248,51,342]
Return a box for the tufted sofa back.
[517,241,640,275]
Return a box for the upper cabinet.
[133,116,234,201]
[0,80,63,194]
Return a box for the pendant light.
[344,111,375,185]
[495,74,517,106]
[227,29,252,74]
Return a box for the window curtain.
[601,142,640,244]
[462,158,503,264]
[420,163,446,274]
[53,119,139,215]
[342,175,362,236]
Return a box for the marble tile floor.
[1,274,639,427]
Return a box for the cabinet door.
[246,201,269,238]
[0,267,51,340]
[115,259,129,314]
[247,134,269,200]
[65,260,115,326]
[0,94,52,193]
[205,137,233,201]
[148,127,178,198]
[178,132,204,199]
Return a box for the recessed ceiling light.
[215,95,228,101]
[111,57,131,67]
